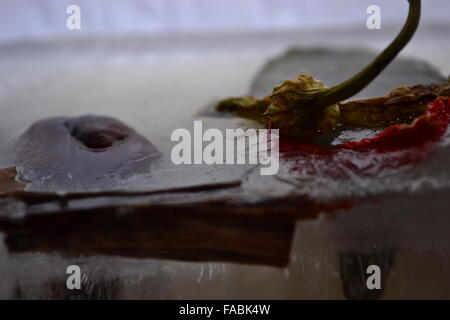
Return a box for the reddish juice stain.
[278,98,450,179]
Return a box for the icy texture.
[250,48,446,99]
[7,116,159,191]
[1,29,450,299]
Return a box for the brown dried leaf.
[339,83,450,128]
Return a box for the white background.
[0,0,449,42]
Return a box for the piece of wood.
[0,196,321,267]
[0,168,26,194]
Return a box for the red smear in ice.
[340,98,450,152]
[279,98,450,178]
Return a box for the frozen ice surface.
[1,26,450,299]
[2,197,450,299]
[250,47,447,99]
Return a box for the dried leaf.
[265,73,340,136]
[339,83,450,127]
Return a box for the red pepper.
[280,98,450,178]
[340,97,450,152]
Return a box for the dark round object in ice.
[65,116,130,150]
[13,115,159,191]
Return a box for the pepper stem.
[313,0,421,109]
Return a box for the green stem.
[315,0,421,108]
